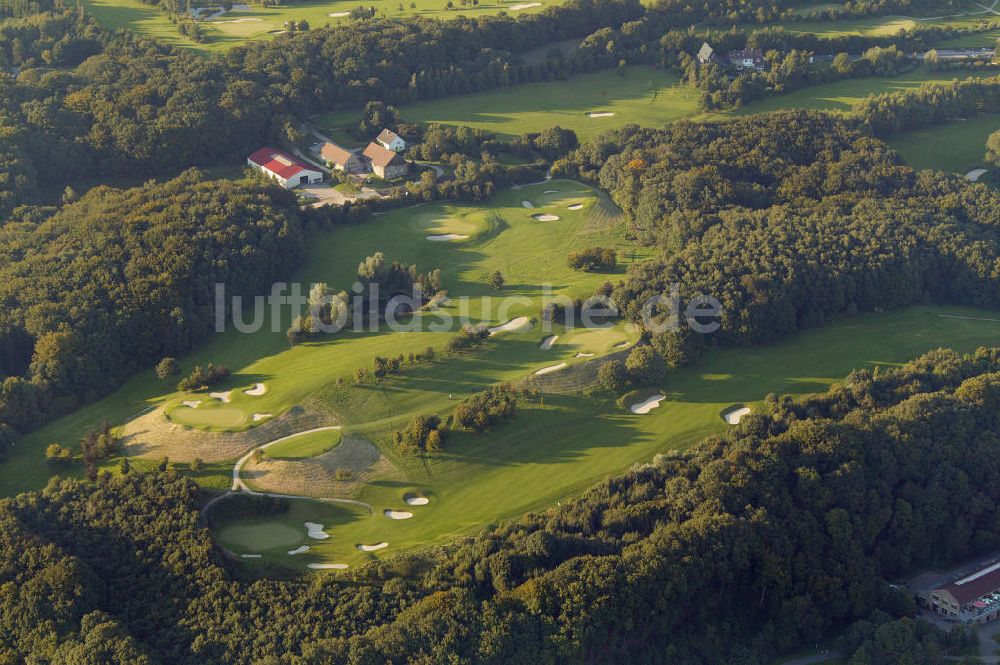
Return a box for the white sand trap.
[614,341,631,348]
[630,394,666,415]
[567,203,584,210]
[357,542,389,551]
[509,2,541,8]
[533,214,560,221]
[288,545,311,556]
[574,352,594,358]
[244,382,267,396]
[521,200,534,208]
[308,563,348,570]
[209,391,232,403]
[240,554,262,559]
[384,509,413,520]
[540,335,558,350]
[405,495,430,506]
[535,362,568,375]
[488,316,531,335]
[182,400,201,408]
[217,17,260,22]
[586,112,616,118]
[723,407,752,425]
[328,11,351,16]
[252,413,272,422]
[305,522,330,540]
[966,168,988,182]
[544,189,558,193]
[427,234,469,241]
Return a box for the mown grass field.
[79,0,559,54]
[210,304,1000,569]
[888,112,999,173]
[314,66,699,142]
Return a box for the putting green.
[265,429,343,459]
[168,404,248,428]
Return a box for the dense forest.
[0,171,304,456]
[555,111,1000,366]
[2,347,998,662]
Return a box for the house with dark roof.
[247,147,323,188]
[375,128,405,153]
[320,142,363,173]
[362,141,408,179]
[728,48,766,71]
[922,560,1000,624]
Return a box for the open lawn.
[211,304,1000,570]
[314,66,699,142]
[716,67,996,116]
[265,429,343,459]
[889,112,999,173]
[80,0,561,54]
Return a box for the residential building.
[320,142,364,172]
[363,142,408,179]
[375,128,406,152]
[697,42,715,65]
[247,148,323,188]
[728,48,766,71]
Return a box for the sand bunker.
[240,554,262,559]
[535,362,568,375]
[586,112,615,118]
[308,563,348,570]
[614,341,631,348]
[405,495,430,506]
[217,17,260,22]
[521,200,534,208]
[544,189,557,194]
[209,391,232,403]
[723,406,752,425]
[966,168,988,182]
[427,234,469,241]
[540,335,558,350]
[384,509,413,520]
[533,214,560,221]
[488,316,531,335]
[328,11,350,16]
[182,400,201,408]
[357,542,389,551]
[567,203,584,210]
[252,413,272,422]
[574,352,594,358]
[288,545,311,556]
[509,2,541,8]
[305,522,330,540]
[630,394,666,415]
[244,383,267,396]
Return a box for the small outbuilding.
[247,148,323,188]
[320,142,364,172]
[697,42,715,65]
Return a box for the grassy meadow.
[888,113,999,173]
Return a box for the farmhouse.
[320,142,364,172]
[375,128,406,152]
[247,148,323,188]
[363,142,409,179]
[728,48,765,71]
[919,559,1000,624]
[697,42,715,65]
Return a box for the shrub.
[447,325,489,353]
[392,414,446,454]
[177,363,230,391]
[567,247,617,272]
[454,385,518,431]
[45,443,73,465]
[156,357,179,380]
[597,360,629,393]
[625,346,667,386]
